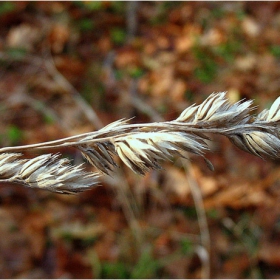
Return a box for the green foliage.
[8,223,19,233]
[74,1,103,11]
[78,18,95,32]
[182,206,199,219]
[110,28,126,45]
[193,46,218,83]
[214,40,242,62]
[194,66,217,84]
[93,245,183,278]
[235,9,246,21]
[149,2,181,25]
[43,114,55,125]
[180,237,194,254]
[270,45,280,58]
[7,125,23,145]
[237,213,261,255]
[207,208,219,219]
[31,100,55,124]
[184,90,195,102]
[221,213,262,277]
[5,47,27,59]
[157,103,168,114]
[115,69,124,80]
[193,35,243,83]
[129,67,144,79]
[81,236,99,247]
[130,248,160,279]
[81,82,95,104]
[115,67,144,80]
[60,231,73,243]
[83,1,103,11]
[110,2,126,14]
[101,262,129,279]
[0,2,15,16]
[211,7,226,19]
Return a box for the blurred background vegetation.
[1,1,280,278]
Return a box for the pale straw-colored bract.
[0,153,99,194]
[0,92,280,194]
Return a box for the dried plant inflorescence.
[0,153,99,194]
[1,92,280,194]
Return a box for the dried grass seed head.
[113,131,208,174]
[1,153,99,194]
[1,92,280,193]
[228,131,280,160]
[256,96,280,123]
[176,92,253,126]
[79,143,117,175]
[0,153,24,178]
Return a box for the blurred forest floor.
[1,1,280,278]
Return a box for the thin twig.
[183,160,211,278]
[44,58,104,130]
[0,121,274,154]
[126,1,138,42]
[0,50,104,129]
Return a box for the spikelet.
[78,142,117,175]
[0,153,99,194]
[255,96,280,123]
[176,92,253,126]
[228,131,280,160]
